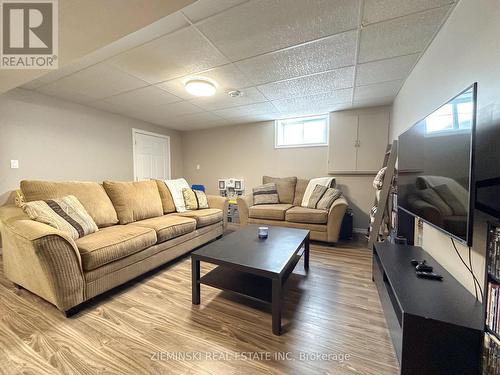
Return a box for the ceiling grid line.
[351,0,366,106]
[390,2,457,101]
[17,0,457,130]
[179,9,281,116]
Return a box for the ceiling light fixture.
[185,79,216,97]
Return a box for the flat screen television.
[397,83,477,246]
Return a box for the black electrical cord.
[451,237,483,301]
[467,241,479,299]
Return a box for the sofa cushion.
[249,204,293,221]
[173,208,223,228]
[248,217,326,232]
[293,179,309,206]
[155,180,176,214]
[75,225,157,271]
[103,181,163,224]
[131,215,196,243]
[262,176,297,204]
[21,180,118,227]
[285,206,328,224]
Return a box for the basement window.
[275,115,329,148]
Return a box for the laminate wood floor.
[0,239,399,375]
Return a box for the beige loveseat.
[0,180,227,315]
[237,176,348,243]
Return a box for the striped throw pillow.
[253,183,279,205]
[306,185,328,209]
[182,188,210,210]
[182,188,198,210]
[194,190,209,209]
[306,185,343,210]
[316,187,343,210]
[23,195,98,240]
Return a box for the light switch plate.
[10,160,19,169]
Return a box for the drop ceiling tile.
[356,53,419,86]
[352,96,394,108]
[258,66,354,101]
[126,101,205,125]
[182,0,248,22]
[23,12,189,91]
[214,102,277,118]
[108,26,229,84]
[353,80,402,102]
[87,100,127,114]
[21,75,54,90]
[148,101,205,117]
[36,63,148,102]
[358,6,450,63]
[157,64,252,100]
[22,61,99,90]
[165,112,229,130]
[363,0,453,25]
[235,30,357,85]
[271,88,353,114]
[182,121,232,130]
[36,85,96,104]
[226,113,280,123]
[103,86,181,109]
[197,0,360,61]
[189,86,267,111]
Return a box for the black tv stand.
[372,241,483,374]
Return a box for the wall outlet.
[10,160,19,169]
[196,164,200,170]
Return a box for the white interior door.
[133,129,171,181]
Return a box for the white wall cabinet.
[328,107,390,174]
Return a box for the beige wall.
[390,0,500,297]
[0,89,183,205]
[181,120,375,230]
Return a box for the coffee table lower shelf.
[191,226,310,335]
[200,266,273,304]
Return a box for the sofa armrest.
[207,195,229,228]
[0,216,85,311]
[327,197,348,243]
[237,195,254,226]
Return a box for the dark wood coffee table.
[191,225,310,335]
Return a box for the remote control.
[416,271,443,280]
[415,264,433,272]
[411,259,426,266]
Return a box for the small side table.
[227,200,239,224]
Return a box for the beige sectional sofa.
[0,180,227,314]
[237,176,348,243]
